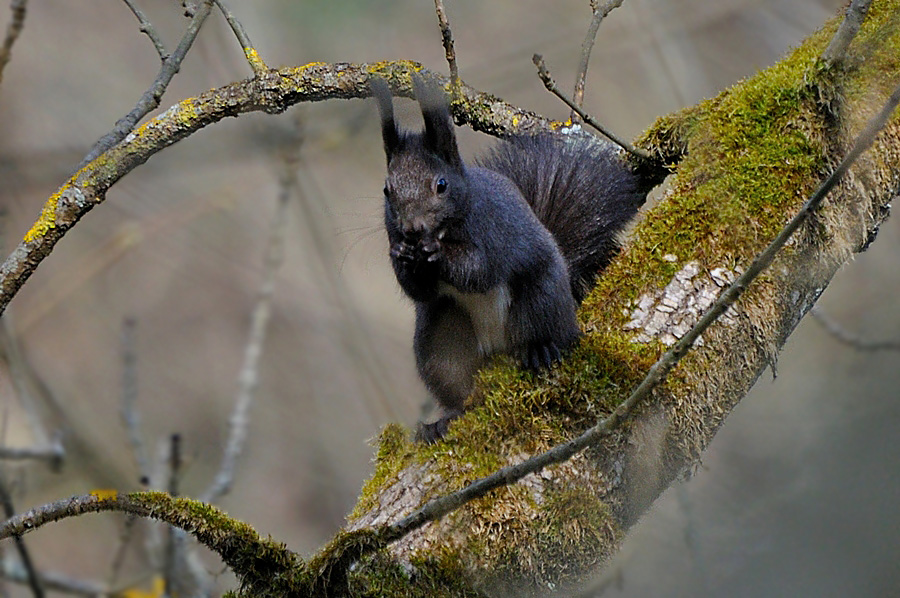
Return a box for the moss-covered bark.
[343,2,900,595]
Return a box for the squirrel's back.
[477,133,645,303]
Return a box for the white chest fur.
[439,283,512,356]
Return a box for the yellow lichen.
[120,577,164,598]
[243,46,267,73]
[23,188,63,242]
[90,489,118,501]
[176,98,198,123]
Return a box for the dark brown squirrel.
[372,76,647,442]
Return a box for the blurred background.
[1,0,898,596]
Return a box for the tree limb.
[0,491,300,590]
[0,61,606,319]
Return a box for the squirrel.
[371,76,647,442]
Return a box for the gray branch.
[821,0,874,66]
[76,0,215,170]
[121,0,168,60]
[572,0,625,120]
[0,0,27,87]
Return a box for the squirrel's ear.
[370,77,401,163]
[413,73,462,170]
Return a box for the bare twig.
[120,317,150,483]
[533,53,650,161]
[213,0,267,76]
[163,435,183,598]
[433,0,459,86]
[0,471,43,598]
[105,513,138,589]
[572,0,624,121]
[1,563,107,598]
[293,149,399,424]
[821,0,873,67]
[77,0,215,170]
[380,75,900,545]
[122,0,168,60]
[0,0,27,87]
[810,306,900,351]
[199,128,293,504]
[0,444,63,466]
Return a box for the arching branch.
[0,61,602,318]
[0,491,299,588]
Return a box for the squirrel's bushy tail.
[478,133,646,303]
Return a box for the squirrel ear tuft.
[413,73,462,170]
[370,77,401,163]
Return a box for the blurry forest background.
[1,0,898,596]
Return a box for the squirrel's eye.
[436,178,448,193]
[383,185,390,197]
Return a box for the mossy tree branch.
[0,491,300,592]
[0,61,585,319]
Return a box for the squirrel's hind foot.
[415,409,463,444]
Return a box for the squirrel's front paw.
[390,241,416,263]
[523,341,562,371]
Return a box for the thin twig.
[533,53,651,161]
[0,445,63,466]
[105,513,138,589]
[199,129,293,504]
[76,0,215,170]
[0,0,27,87]
[292,143,399,424]
[0,471,43,598]
[213,0,267,76]
[381,76,900,545]
[810,306,900,351]
[163,435,182,598]
[821,0,873,67]
[0,563,107,598]
[122,0,168,60]
[120,317,150,483]
[571,0,624,121]
[433,0,458,86]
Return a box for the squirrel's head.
[371,75,468,244]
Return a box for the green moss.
[351,424,418,519]
[525,485,620,586]
[347,548,485,598]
